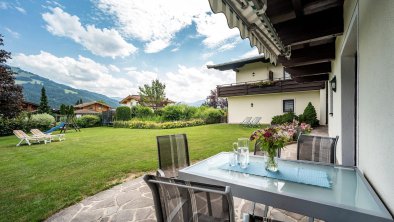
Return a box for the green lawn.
[0,124,260,222]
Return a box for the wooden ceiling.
[266,0,344,82]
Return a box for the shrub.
[271,112,298,125]
[299,102,319,126]
[76,115,101,128]
[113,119,205,129]
[154,109,164,117]
[116,106,131,121]
[30,113,55,131]
[192,106,225,124]
[0,117,24,136]
[162,105,198,121]
[133,105,154,118]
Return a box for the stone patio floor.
[46,126,328,222]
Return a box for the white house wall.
[236,63,284,83]
[329,0,394,212]
[227,91,321,124]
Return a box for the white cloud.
[10,51,135,97]
[163,64,234,102]
[96,0,240,53]
[5,27,20,39]
[42,7,137,58]
[240,48,260,58]
[10,51,235,102]
[15,6,26,14]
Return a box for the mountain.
[182,100,205,107]
[12,67,120,109]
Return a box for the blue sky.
[1,0,259,102]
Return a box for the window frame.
[283,99,295,113]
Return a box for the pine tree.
[38,86,50,113]
[0,34,23,118]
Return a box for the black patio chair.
[297,134,339,164]
[156,134,190,178]
[143,174,235,222]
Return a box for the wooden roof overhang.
[209,0,344,82]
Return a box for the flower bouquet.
[250,126,293,172]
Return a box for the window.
[283,99,294,112]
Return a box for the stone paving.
[46,127,328,222]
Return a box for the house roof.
[207,55,271,71]
[74,101,111,108]
[74,109,100,114]
[22,101,39,107]
[119,95,140,104]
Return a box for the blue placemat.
[219,162,332,188]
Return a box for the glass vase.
[265,155,278,172]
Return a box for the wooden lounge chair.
[30,129,65,142]
[241,117,252,125]
[13,130,49,146]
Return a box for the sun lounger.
[241,117,252,125]
[30,129,65,142]
[13,130,49,146]
[249,117,262,125]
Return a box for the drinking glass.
[228,152,237,167]
[239,148,248,169]
[237,138,250,165]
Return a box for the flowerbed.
[113,119,206,129]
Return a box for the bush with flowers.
[281,120,312,141]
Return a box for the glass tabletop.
[179,152,392,220]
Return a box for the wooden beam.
[303,0,343,15]
[293,74,329,82]
[291,0,303,17]
[274,7,343,46]
[278,42,335,67]
[285,62,331,77]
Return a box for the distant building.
[21,101,39,112]
[119,95,175,109]
[74,101,111,116]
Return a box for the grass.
[0,124,261,222]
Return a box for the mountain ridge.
[12,67,120,109]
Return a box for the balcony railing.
[217,78,325,97]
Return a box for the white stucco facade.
[225,62,326,124]
[228,90,321,124]
[329,0,394,212]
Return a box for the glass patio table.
[179,152,393,222]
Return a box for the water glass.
[239,148,248,169]
[228,152,237,167]
[237,138,250,165]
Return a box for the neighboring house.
[74,109,100,118]
[209,0,394,214]
[119,95,175,109]
[208,56,327,124]
[21,101,39,112]
[74,101,111,116]
[119,95,140,107]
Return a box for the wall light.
[251,103,254,107]
[252,72,255,77]
[330,76,337,92]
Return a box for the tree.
[0,34,23,118]
[60,104,67,115]
[75,98,83,105]
[204,89,227,109]
[138,79,166,110]
[38,86,51,113]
